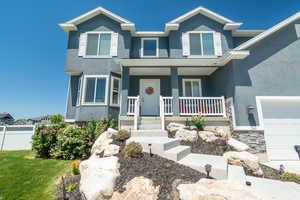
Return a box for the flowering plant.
[71,161,80,175]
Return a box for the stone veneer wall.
[226,99,266,154]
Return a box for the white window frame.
[81,75,109,106]
[76,76,83,106]
[141,38,159,58]
[182,79,202,97]
[187,31,217,58]
[84,31,113,58]
[110,76,121,107]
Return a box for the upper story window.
[189,32,215,56]
[86,33,112,57]
[141,38,159,58]
[82,75,109,105]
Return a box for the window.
[110,77,121,106]
[141,38,159,57]
[86,33,112,57]
[183,79,202,97]
[189,32,215,56]
[82,75,108,105]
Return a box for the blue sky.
[0,0,299,119]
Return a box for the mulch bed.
[57,175,81,200]
[113,140,206,200]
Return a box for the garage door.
[261,99,300,161]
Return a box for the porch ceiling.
[129,67,218,76]
[118,50,249,67]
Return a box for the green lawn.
[0,151,72,200]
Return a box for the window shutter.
[182,33,190,56]
[78,33,87,57]
[295,24,300,38]
[111,33,119,56]
[214,32,222,56]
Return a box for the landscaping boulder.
[111,176,159,200]
[177,178,262,200]
[79,156,120,200]
[198,131,219,143]
[167,123,186,133]
[175,129,198,142]
[90,130,120,158]
[223,151,263,176]
[107,128,118,135]
[228,138,250,152]
[215,127,230,138]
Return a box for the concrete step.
[131,130,168,137]
[138,124,162,130]
[228,165,246,185]
[178,153,228,179]
[164,145,191,161]
[127,137,181,154]
[139,119,161,125]
[139,117,161,120]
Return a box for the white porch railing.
[179,96,226,117]
[160,96,165,130]
[127,96,140,130]
[162,97,173,115]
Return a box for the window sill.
[187,55,218,59]
[83,55,113,59]
[110,104,120,107]
[141,55,159,58]
[81,103,107,106]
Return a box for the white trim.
[141,38,159,58]
[84,31,114,58]
[232,30,264,37]
[65,76,71,119]
[187,31,216,57]
[76,76,83,106]
[235,12,300,50]
[118,50,249,67]
[182,79,202,97]
[81,75,109,106]
[65,119,76,123]
[168,6,234,25]
[110,76,121,107]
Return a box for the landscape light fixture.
[205,164,212,178]
[148,144,153,157]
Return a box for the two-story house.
[60,7,300,161]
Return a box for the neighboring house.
[0,113,14,125]
[60,7,300,161]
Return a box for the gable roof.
[0,113,14,120]
[59,7,134,32]
[235,12,300,50]
[168,6,242,30]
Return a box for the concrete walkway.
[262,161,300,175]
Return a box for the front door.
[140,79,160,116]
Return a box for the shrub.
[71,161,80,175]
[114,130,131,141]
[191,114,205,131]
[123,142,143,158]
[66,184,77,193]
[50,114,64,124]
[280,172,300,184]
[32,124,64,158]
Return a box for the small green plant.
[164,162,172,168]
[280,172,300,184]
[114,130,131,141]
[66,184,77,193]
[123,142,143,158]
[191,114,205,131]
[50,114,64,124]
[71,161,80,175]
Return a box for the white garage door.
[261,99,300,161]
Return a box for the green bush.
[191,115,205,131]
[50,114,64,124]
[280,172,300,184]
[114,130,131,141]
[32,124,65,158]
[123,142,143,158]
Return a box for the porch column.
[171,67,180,116]
[120,67,129,116]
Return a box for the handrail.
[160,96,165,130]
[133,96,140,130]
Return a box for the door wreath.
[145,87,154,95]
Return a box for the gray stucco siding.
[169,13,234,58]
[65,14,131,74]
[130,37,169,58]
[232,20,300,126]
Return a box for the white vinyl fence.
[0,125,35,151]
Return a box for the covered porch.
[119,66,227,130]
